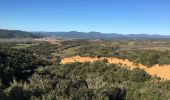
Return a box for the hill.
[41,31,170,40]
[2,29,169,39]
[0,29,43,38]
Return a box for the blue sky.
[0,0,170,35]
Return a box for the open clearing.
[62,45,84,55]
[12,43,38,49]
[61,56,170,80]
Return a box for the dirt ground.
[61,56,170,80]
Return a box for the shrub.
[129,68,151,82]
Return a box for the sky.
[0,0,170,35]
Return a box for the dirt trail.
[61,56,170,80]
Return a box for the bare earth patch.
[61,56,170,80]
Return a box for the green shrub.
[129,68,151,82]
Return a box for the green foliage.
[118,50,170,67]
[129,68,151,82]
[58,40,170,66]
[101,87,126,100]
[75,45,170,66]
[59,40,89,51]
[1,40,170,100]
[0,48,51,86]
[26,42,58,59]
[0,61,170,100]
[77,45,119,57]
[4,80,31,100]
[55,56,61,65]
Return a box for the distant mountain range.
[0,29,43,38]
[40,31,170,40]
[0,29,170,40]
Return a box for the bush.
[129,68,151,82]
[101,87,126,100]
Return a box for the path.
[61,56,170,80]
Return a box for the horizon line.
[1,28,170,36]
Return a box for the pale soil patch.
[35,38,62,45]
[12,43,38,49]
[146,65,170,80]
[61,56,170,80]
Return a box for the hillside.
[1,40,170,99]
[0,29,43,38]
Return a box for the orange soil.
[61,56,170,80]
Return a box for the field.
[1,38,170,99]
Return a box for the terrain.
[1,28,170,40]
[0,29,43,38]
[61,56,170,80]
[40,31,170,39]
[0,31,170,99]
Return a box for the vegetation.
[76,45,170,67]
[0,40,170,100]
[77,45,119,57]
[119,50,170,67]
[0,29,43,38]
[26,42,58,59]
[0,47,52,86]
[1,61,170,100]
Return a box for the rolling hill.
[1,29,170,39]
[0,29,43,38]
[40,31,170,40]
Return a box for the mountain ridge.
[0,29,43,38]
[0,29,170,39]
[38,31,170,39]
